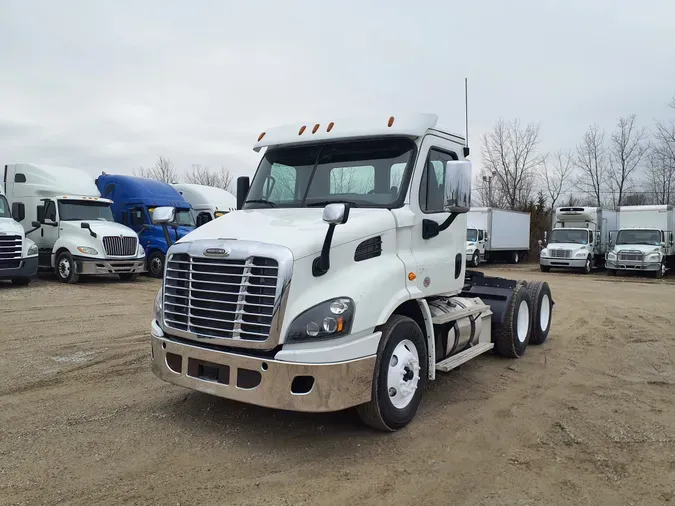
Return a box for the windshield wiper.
[244,199,276,207]
[306,200,359,208]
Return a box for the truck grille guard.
[160,239,293,350]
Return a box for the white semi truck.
[606,205,674,278]
[172,183,237,227]
[0,186,40,285]
[539,206,618,274]
[3,163,147,283]
[466,207,530,266]
[149,113,554,431]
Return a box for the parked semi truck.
[148,113,555,431]
[606,205,674,278]
[539,206,618,274]
[95,174,196,278]
[3,163,146,283]
[0,185,40,285]
[465,207,530,266]
[172,183,237,227]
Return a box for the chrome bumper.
[540,257,587,268]
[75,256,146,275]
[150,322,376,412]
[606,260,660,271]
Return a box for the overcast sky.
[2,0,674,183]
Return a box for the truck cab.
[148,113,554,431]
[172,183,237,227]
[606,205,674,278]
[465,227,488,267]
[3,163,146,283]
[95,174,196,278]
[0,185,40,286]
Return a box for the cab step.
[435,342,494,373]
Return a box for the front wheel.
[55,251,80,284]
[581,256,592,275]
[11,277,31,286]
[356,315,427,432]
[654,261,665,279]
[119,273,139,282]
[512,251,520,264]
[540,265,551,273]
[472,251,480,267]
[148,252,165,278]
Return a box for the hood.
[0,218,26,237]
[61,220,138,238]
[612,244,661,254]
[177,208,396,259]
[546,242,591,251]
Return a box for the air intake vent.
[354,236,382,262]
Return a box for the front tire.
[540,265,551,273]
[55,251,80,284]
[119,273,139,282]
[607,269,616,276]
[512,251,520,264]
[654,261,665,279]
[356,315,427,432]
[11,277,31,286]
[525,281,552,345]
[472,251,480,267]
[581,256,592,275]
[492,283,531,358]
[148,252,165,279]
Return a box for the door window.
[419,148,457,213]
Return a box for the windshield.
[0,195,10,218]
[58,200,114,221]
[244,138,416,209]
[549,229,589,244]
[616,229,661,246]
[148,207,195,227]
[467,228,478,242]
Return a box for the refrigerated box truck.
[466,207,530,266]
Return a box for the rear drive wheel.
[55,251,80,284]
[148,252,165,278]
[492,283,531,358]
[525,281,552,345]
[472,251,480,267]
[582,256,592,275]
[119,273,139,282]
[356,314,427,432]
[11,277,30,286]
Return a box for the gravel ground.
[1,267,674,505]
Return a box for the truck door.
[35,199,60,265]
[478,229,485,257]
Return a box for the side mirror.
[11,202,25,222]
[443,160,472,213]
[538,239,543,247]
[80,222,98,238]
[31,221,41,228]
[322,203,350,225]
[660,241,666,248]
[237,176,250,210]
[151,206,176,224]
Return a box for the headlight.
[77,246,98,255]
[154,289,162,322]
[607,252,616,260]
[575,251,587,258]
[540,249,548,258]
[137,244,146,257]
[27,244,38,256]
[286,297,355,343]
[646,253,661,261]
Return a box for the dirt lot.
[1,267,674,506]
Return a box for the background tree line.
[132,156,235,193]
[474,92,675,257]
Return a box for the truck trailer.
[148,113,554,431]
[606,205,674,278]
[466,207,531,266]
[539,206,618,274]
[95,174,196,278]
[3,163,146,283]
[172,183,237,227]
[0,186,40,285]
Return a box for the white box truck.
[606,205,674,278]
[539,206,618,274]
[148,113,555,431]
[0,185,40,285]
[3,163,147,283]
[172,183,237,227]
[466,207,530,266]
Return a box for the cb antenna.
[463,77,470,158]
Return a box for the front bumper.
[540,257,587,268]
[74,256,146,275]
[150,321,376,412]
[606,260,661,272]
[0,256,38,279]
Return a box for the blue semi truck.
[95,174,195,277]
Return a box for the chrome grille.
[163,253,279,342]
[548,249,572,258]
[102,236,137,256]
[618,251,642,262]
[0,234,22,263]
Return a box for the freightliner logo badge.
[204,247,229,257]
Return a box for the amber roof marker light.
[327,122,335,132]
[388,116,395,127]
[298,125,307,135]
[257,132,266,142]
[312,124,320,134]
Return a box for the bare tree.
[575,124,609,207]
[480,118,544,210]
[607,114,649,207]
[541,150,575,211]
[646,146,675,205]
[184,164,235,192]
[133,156,179,183]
